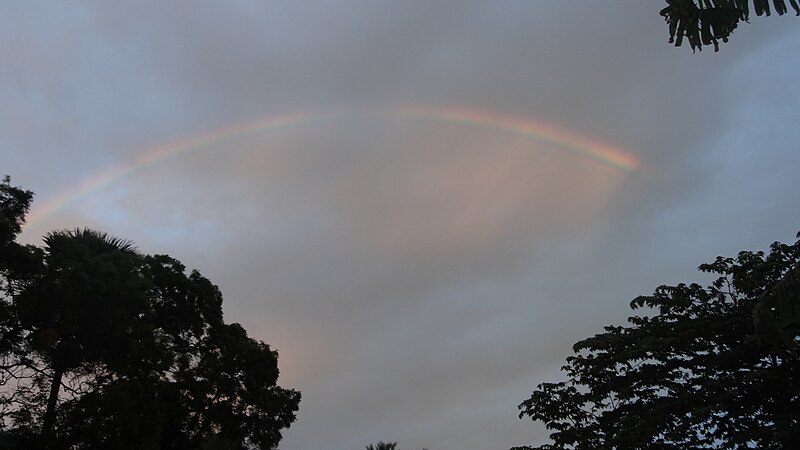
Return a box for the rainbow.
[394,106,639,171]
[23,106,641,231]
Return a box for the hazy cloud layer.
[4,2,800,449]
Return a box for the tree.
[515,232,800,449]
[661,0,799,52]
[366,442,398,450]
[0,176,38,292]
[0,180,300,449]
[0,177,32,255]
[364,442,431,450]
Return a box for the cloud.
[39,115,632,449]
[6,2,800,449]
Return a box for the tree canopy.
[366,442,398,450]
[661,0,799,51]
[0,178,300,449]
[515,232,800,449]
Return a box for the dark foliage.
[516,233,800,449]
[366,442,398,450]
[661,0,799,52]
[0,177,32,254]
[0,178,300,449]
[0,177,38,292]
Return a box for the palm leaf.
[661,0,799,52]
[43,228,137,254]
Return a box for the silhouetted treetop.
[366,442,398,450]
[0,178,300,449]
[515,231,800,449]
[661,0,799,51]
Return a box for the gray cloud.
[5,2,800,449]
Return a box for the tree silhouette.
[366,442,398,450]
[515,232,800,449]
[661,0,799,51]
[15,229,145,441]
[0,177,37,292]
[0,177,32,254]
[0,179,300,449]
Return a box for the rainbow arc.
[24,106,641,231]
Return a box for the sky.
[3,2,800,449]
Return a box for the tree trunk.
[40,365,64,440]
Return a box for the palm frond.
[661,0,799,52]
[43,228,138,254]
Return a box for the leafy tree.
[364,442,430,450]
[515,232,800,449]
[0,177,38,292]
[366,442,398,450]
[0,180,300,449]
[0,177,32,254]
[661,0,799,52]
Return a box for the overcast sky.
[3,2,800,449]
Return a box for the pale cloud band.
[23,105,641,236]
